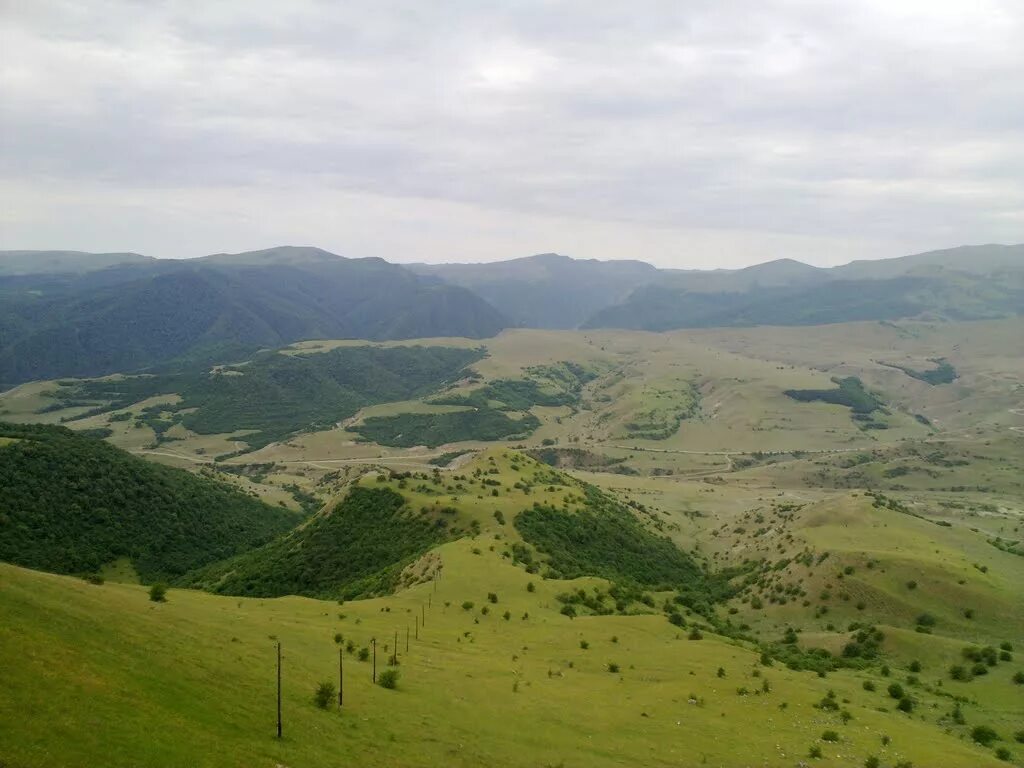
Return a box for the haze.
[1,0,1022,268]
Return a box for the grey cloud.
[0,0,1021,265]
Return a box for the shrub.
[865,757,880,768]
[148,583,167,603]
[1013,671,1024,685]
[887,682,904,699]
[358,647,370,661]
[314,681,335,709]
[897,697,914,713]
[908,660,921,672]
[906,580,917,590]
[378,668,400,689]
[808,745,822,759]
[862,680,876,691]
[461,601,475,611]
[821,730,839,742]
[995,747,1011,762]
[949,665,970,681]
[1014,730,1024,744]
[972,725,998,747]
[607,662,620,673]
[580,640,589,650]
[487,592,498,603]
[526,582,536,592]
[688,628,703,640]
[915,613,936,627]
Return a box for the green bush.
[607,662,620,673]
[821,730,839,742]
[887,682,904,699]
[314,681,335,709]
[149,583,168,603]
[378,669,400,689]
[972,725,999,747]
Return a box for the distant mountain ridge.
[1,243,1021,386]
[0,248,506,388]
[408,253,660,329]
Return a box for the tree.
[149,583,167,603]
[314,681,335,709]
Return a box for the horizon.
[2,241,1022,273]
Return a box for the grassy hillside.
[0,540,1015,767]
[0,422,298,580]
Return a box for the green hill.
[0,422,298,580]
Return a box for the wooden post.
[338,647,344,708]
[276,642,282,739]
[406,625,409,653]
[393,630,398,666]
[415,614,419,640]
[421,603,425,628]
[372,638,377,683]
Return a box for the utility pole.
[338,647,344,708]
[276,642,282,739]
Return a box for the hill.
[408,253,659,329]
[0,422,299,580]
[0,251,506,387]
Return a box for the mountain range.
[1,243,1021,387]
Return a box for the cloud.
[1,0,1021,266]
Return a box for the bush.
[908,660,921,672]
[148,583,167,603]
[897,697,914,713]
[972,725,998,747]
[461,601,475,611]
[862,680,876,691]
[526,582,536,593]
[887,682,904,699]
[580,640,589,650]
[808,744,822,758]
[949,665,970,681]
[607,662,620,673]
[378,668,400,689]
[1014,671,1024,685]
[995,747,1011,762]
[865,757,880,768]
[358,647,370,661]
[821,730,839,742]
[314,681,335,709]
[487,592,498,603]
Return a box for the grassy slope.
[0,548,1010,768]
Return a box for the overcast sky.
[1,1,1021,268]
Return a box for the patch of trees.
[513,484,704,591]
[183,486,448,599]
[879,358,958,385]
[353,410,540,448]
[0,422,297,581]
[783,377,884,415]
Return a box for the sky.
[1,0,1022,269]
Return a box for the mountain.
[0,249,506,388]
[834,243,1024,280]
[408,253,659,329]
[0,250,153,276]
[0,422,298,580]
[583,246,1024,330]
